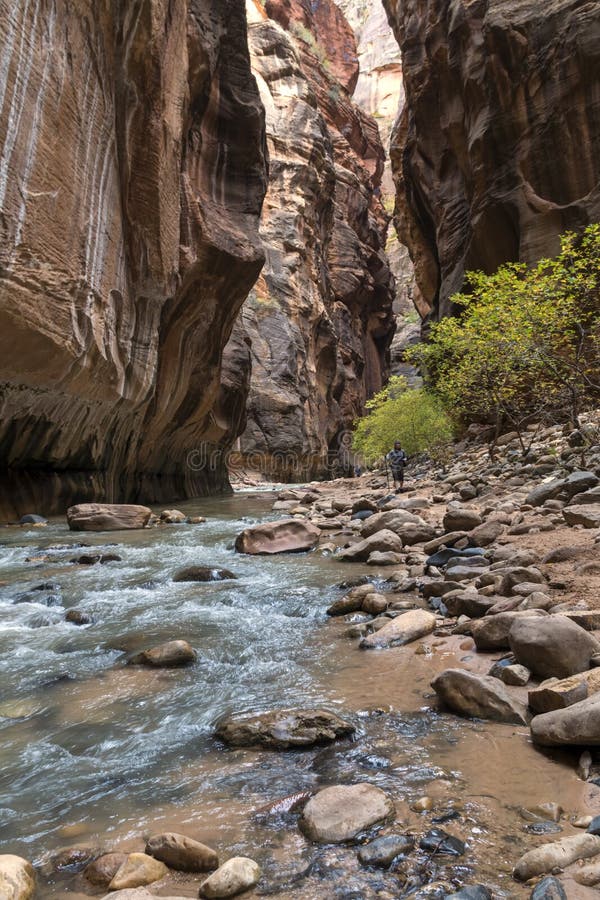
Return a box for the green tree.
[409,225,600,453]
[352,377,455,465]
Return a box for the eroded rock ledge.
[0,0,268,518]
[383,0,600,320]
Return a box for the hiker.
[387,441,408,491]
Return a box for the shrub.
[352,377,455,464]
[409,225,600,451]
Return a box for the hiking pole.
[383,456,391,491]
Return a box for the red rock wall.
[0,0,267,518]
[237,1,395,480]
[383,0,600,320]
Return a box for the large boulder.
[563,471,599,496]
[527,472,599,507]
[563,505,600,528]
[396,522,437,545]
[509,615,600,678]
[443,591,495,618]
[526,480,566,507]
[531,694,600,746]
[67,503,151,531]
[215,708,354,749]
[199,857,260,898]
[497,566,546,596]
[145,833,218,872]
[513,833,600,881]
[569,485,600,505]
[360,609,436,649]
[173,566,236,582]
[128,640,197,667]
[85,853,129,886]
[0,856,35,900]
[299,783,394,842]
[108,853,168,891]
[471,610,548,651]
[361,509,424,537]
[443,507,482,532]
[468,520,504,547]
[235,519,320,554]
[528,669,600,714]
[338,530,404,562]
[431,669,528,725]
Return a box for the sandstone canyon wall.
[0,0,267,518]
[383,0,600,322]
[236,0,396,480]
[336,0,422,380]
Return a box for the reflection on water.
[0,493,596,898]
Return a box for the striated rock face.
[265,0,359,93]
[337,0,420,382]
[0,0,267,518]
[383,0,600,320]
[236,1,395,480]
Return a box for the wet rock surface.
[199,857,260,898]
[299,783,394,843]
[0,855,36,900]
[431,669,528,725]
[145,833,218,872]
[67,505,152,532]
[235,519,321,555]
[215,709,355,750]
[128,640,197,668]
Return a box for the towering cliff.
[0,0,267,518]
[336,0,422,379]
[383,0,600,321]
[237,0,395,480]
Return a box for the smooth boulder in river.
[431,669,528,725]
[531,693,600,746]
[360,609,436,649]
[300,783,394,842]
[509,615,600,678]
[67,503,151,531]
[513,833,600,881]
[215,708,354,749]
[173,566,236,582]
[0,855,35,900]
[145,833,218,872]
[200,857,260,898]
[108,853,168,891]
[235,519,320,554]
[128,640,197,667]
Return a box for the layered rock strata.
[383,0,600,320]
[237,0,395,481]
[336,0,420,379]
[0,0,267,518]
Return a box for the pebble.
[419,828,465,856]
[411,796,434,813]
[357,833,415,867]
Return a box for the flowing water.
[0,492,596,898]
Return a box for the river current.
[0,491,595,898]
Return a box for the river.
[0,492,594,898]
